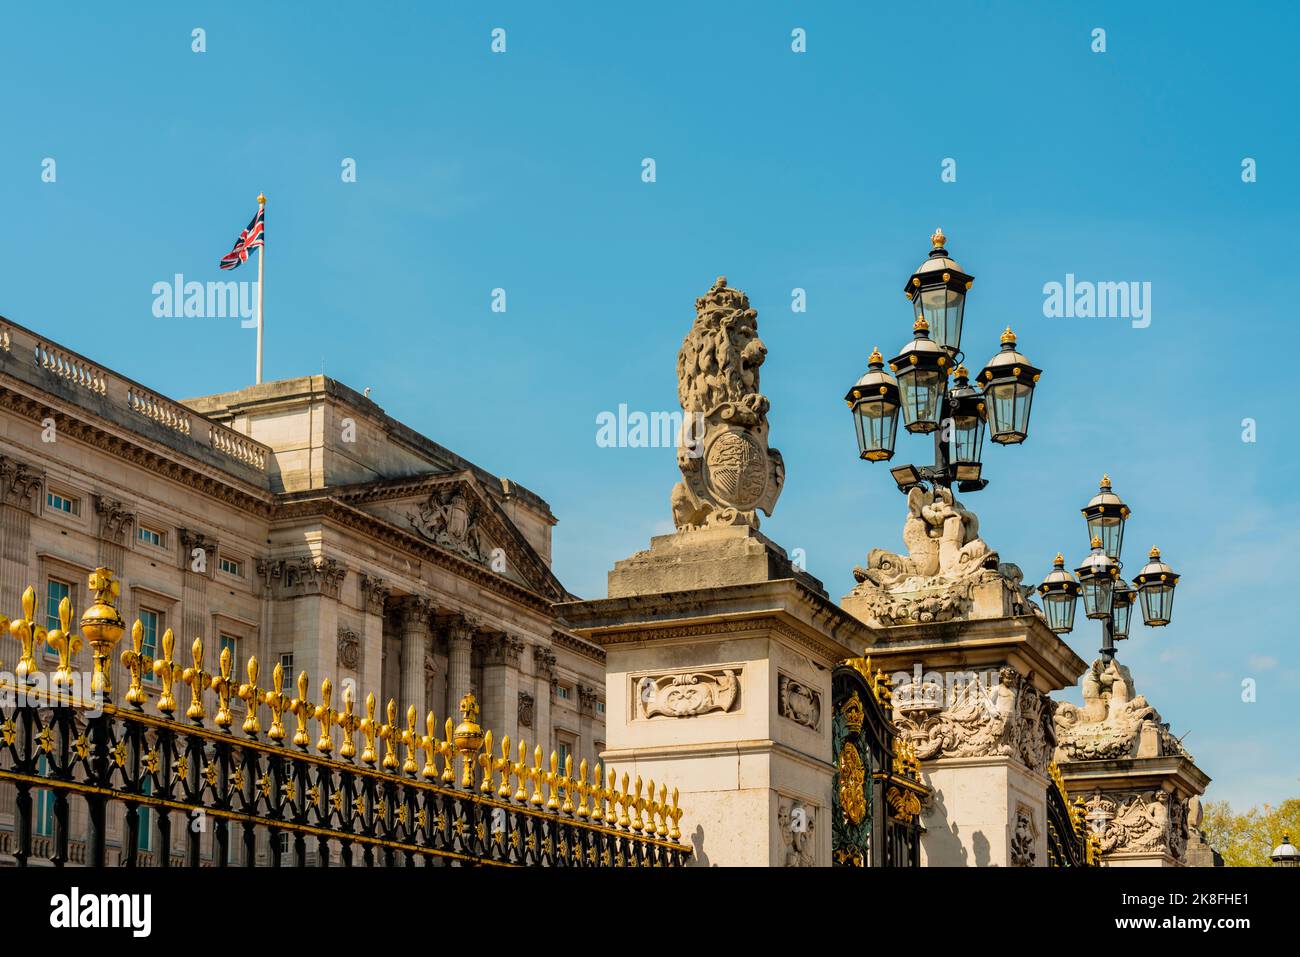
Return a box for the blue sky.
[2,2,1296,810]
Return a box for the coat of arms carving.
[409,486,487,562]
[671,277,785,529]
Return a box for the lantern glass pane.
[919,286,966,355]
[1139,583,1175,626]
[1081,577,1113,619]
[1043,592,1077,634]
[988,381,1034,444]
[854,397,898,461]
[899,368,943,432]
[949,410,984,466]
[1111,594,1133,639]
[1087,514,1125,561]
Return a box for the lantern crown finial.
[1000,326,1016,345]
[1100,474,1112,490]
[868,345,883,365]
[1149,545,1161,559]
[930,227,946,249]
[1053,552,1065,566]
[913,314,930,333]
[952,363,968,379]
[1090,536,1103,549]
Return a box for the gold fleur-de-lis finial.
[478,728,495,793]
[263,662,290,742]
[314,678,337,755]
[337,686,359,760]
[9,585,43,682]
[238,657,264,736]
[289,672,315,750]
[402,704,420,775]
[120,619,151,706]
[560,753,575,814]
[531,746,546,806]
[358,693,380,766]
[495,735,512,798]
[512,740,529,802]
[49,597,81,692]
[669,788,683,841]
[575,759,590,818]
[152,629,180,715]
[441,716,456,783]
[379,698,401,770]
[211,644,235,729]
[181,637,213,723]
[419,711,439,778]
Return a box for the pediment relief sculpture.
[408,485,492,563]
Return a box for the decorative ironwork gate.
[0,569,690,867]
[1046,762,1097,867]
[831,659,926,867]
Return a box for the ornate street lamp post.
[845,229,1042,494]
[1037,475,1180,663]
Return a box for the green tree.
[1200,798,1300,867]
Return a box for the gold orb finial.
[868,346,883,364]
[1100,474,1112,489]
[930,227,946,249]
[914,314,930,333]
[257,192,267,205]
[1000,327,1016,345]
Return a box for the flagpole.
[255,192,266,384]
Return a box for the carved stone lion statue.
[671,277,784,530]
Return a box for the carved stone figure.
[637,669,739,719]
[517,691,534,729]
[778,798,816,867]
[847,486,1029,626]
[778,674,821,731]
[670,277,784,530]
[1053,659,1188,762]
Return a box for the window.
[219,634,238,670]
[137,777,153,852]
[219,556,244,578]
[137,525,166,548]
[556,739,572,771]
[44,579,70,655]
[35,757,55,838]
[138,609,161,657]
[596,700,605,714]
[279,652,294,681]
[46,491,79,515]
[556,685,571,700]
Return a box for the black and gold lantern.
[1133,546,1179,627]
[978,328,1041,445]
[890,316,949,434]
[1037,554,1082,634]
[903,228,973,357]
[845,347,901,462]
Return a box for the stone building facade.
[0,317,605,863]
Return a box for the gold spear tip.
[931,227,946,248]
[1001,326,1016,344]
[257,192,267,205]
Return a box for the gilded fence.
[0,568,689,867]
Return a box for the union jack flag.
[218,207,265,270]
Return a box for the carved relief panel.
[777,673,821,731]
[633,667,740,719]
[777,797,817,867]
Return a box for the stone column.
[445,616,477,714]
[358,574,390,704]
[577,684,599,757]
[532,645,556,751]
[396,595,434,717]
[0,459,43,611]
[482,634,525,743]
